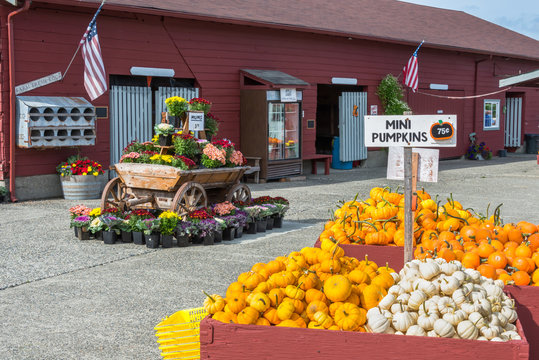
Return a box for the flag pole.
[62,0,106,80]
[412,39,425,56]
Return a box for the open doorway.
[315,84,364,154]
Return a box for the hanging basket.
[60,174,105,200]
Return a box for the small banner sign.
[364,115,457,147]
[15,72,62,95]
[387,147,439,183]
[188,111,205,131]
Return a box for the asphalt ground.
[1,154,538,359]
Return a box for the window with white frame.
[483,99,500,130]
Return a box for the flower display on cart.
[122,140,157,154]
[201,143,227,168]
[120,152,141,163]
[165,96,189,117]
[57,155,104,177]
[188,97,212,114]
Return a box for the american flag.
[402,40,424,93]
[80,4,107,100]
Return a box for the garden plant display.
[320,186,539,286]
[57,155,105,177]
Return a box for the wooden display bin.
[200,317,529,359]
[314,240,539,359]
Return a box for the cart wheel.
[226,183,251,203]
[100,177,129,211]
[171,182,208,216]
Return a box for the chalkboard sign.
[430,120,454,140]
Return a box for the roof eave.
[30,0,539,62]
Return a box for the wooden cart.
[100,163,251,216]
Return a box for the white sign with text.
[387,147,439,183]
[188,111,205,131]
[280,88,297,102]
[364,115,457,147]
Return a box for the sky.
[400,0,539,40]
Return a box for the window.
[483,99,500,130]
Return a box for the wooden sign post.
[364,114,457,265]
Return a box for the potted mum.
[57,155,106,200]
[154,123,176,146]
[165,96,189,127]
[201,143,226,168]
[158,211,180,248]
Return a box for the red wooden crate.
[200,317,529,360]
[314,240,539,359]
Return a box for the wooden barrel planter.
[60,175,105,200]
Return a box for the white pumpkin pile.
[366,258,521,341]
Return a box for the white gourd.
[417,312,439,331]
[464,268,481,283]
[441,262,459,276]
[501,306,518,323]
[392,311,415,332]
[452,289,469,306]
[419,261,441,280]
[391,302,407,314]
[406,325,426,336]
[477,336,488,341]
[451,270,467,283]
[480,325,501,340]
[502,298,515,308]
[434,318,455,338]
[438,297,457,314]
[427,330,438,337]
[434,257,446,265]
[400,280,414,293]
[461,302,481,315]
[456,320,479,340]
[408,290,428,311]
[449,260,463,270]
[382,309,393,320]
[378,294,396,310]
[501,330,521,340]
[493,311,508,328]
[415,279,438,297]
[388,284,405,296]
[367,313,391,333]
[469,291,486,303]
[504,323,517,332]
[367,307,384,318]
[396,293,411,305]
[461,283,474,294]
[491,301,502,313]
[409,311,419,323]
[440,276,460,296]
[493,279,505,289]
[385,327,396,334]
[484,284,504,299]
[490,337,504,342]
[394,331,404,335]
[477,298,492,317]
[488,313,501,327]
[442,309,467,326]
[468,311,487,328]
[390,272,401,283]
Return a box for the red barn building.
[1,0,538,200]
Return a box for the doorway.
[315,84,364,154]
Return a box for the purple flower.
[74,215,91,222]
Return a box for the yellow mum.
[93,172,99,176]
[89,208,101,217]
[159,211,180,219]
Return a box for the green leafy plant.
[173,133,200,159]
[376,74,411,115]
[204,113,219,138]
[154,123,175,136]
[0,186,7,197]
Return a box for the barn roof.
[31,0,539,61]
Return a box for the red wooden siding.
[1,4,538,178]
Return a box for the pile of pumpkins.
[366,257,521,341]
[320,187,539,285]
[203,244,397,331]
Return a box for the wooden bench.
[305,154,332,175]
[244,157,261,183]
